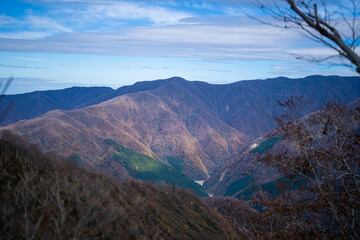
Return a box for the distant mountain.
[174,75,360,138]
[2,84,247,179]
[1,75,359,182]
[3,75,360,139]
[0,86,115,126]
[0,79,177,127]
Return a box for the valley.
[1,75,359,195]
[3,0,360,238]
[1,75,359,239]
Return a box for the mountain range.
[1,75,359,186]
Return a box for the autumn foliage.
[206,98,360,239]
[0,131,241,240]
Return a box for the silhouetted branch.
[253,0,360,74]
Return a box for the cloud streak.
[0,64,51,69]
[0,23,314,61]
[78,2,192,25]
[1,0,355,76]
[0,14,21,27]
[0,31,51,40]
[36,0,193,27]
[26,13,73,33]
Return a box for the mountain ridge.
[1,75,359,181]
[2,87,248,179]
[4,75,359,137]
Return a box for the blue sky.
[0,0,357,94]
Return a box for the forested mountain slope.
[1,75,359,181]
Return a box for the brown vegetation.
[2,86,248,180]
[205,98,360,239]
[1,76,359,182]
[0,132,242,240]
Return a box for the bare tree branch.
[254,0,360,74]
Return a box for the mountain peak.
[158,77,188,86]
[167,76,187,81]
[162,77,189,88]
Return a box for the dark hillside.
[0,133,242,240]
[179,75,360,138]
[0,86,115,126]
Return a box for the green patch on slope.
[106,139,208,197]
[236,175,306,200]
[224,175,255,196]
[250,136,284,154]
[70,153,83,167]
[166,156,184,172]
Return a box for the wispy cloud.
[0,11,72,39]
[141,66,154,69]
[9,56,48,62]
[41,0,193,28]
[1,0,354,76]
[0,31,51,39]
[1,1,193,41]
[0,14,21,27]
[26,12,73,33]
[207,69,231,72]
[269,61,357,76]
[0,64,51,69]
[0,23,308,61]
[79,2,192,25]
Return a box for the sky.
[0,0,357,94]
